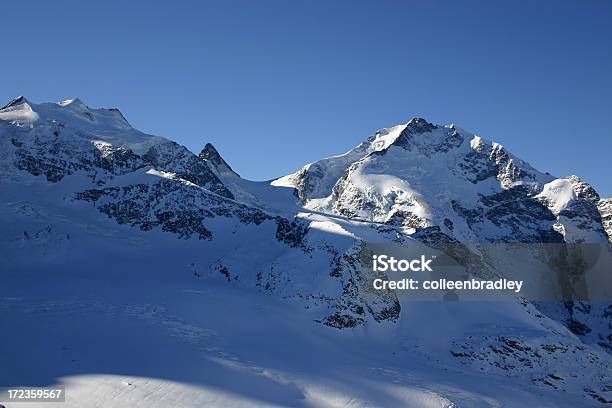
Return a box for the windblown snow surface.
[1,98,611,407]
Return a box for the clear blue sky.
[3,1,611,195]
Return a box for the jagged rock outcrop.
[199,143,239,177]
[598,197,612,242]
[74,170,269,239]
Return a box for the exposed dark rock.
[199,143,238,176]
[143,141,234,199]
[275,218,309,248]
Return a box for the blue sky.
[2,1,611,195]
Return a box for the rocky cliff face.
[199,142,239,177]
[598,197,612,242]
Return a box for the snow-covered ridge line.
[2,96,609,244]
[0,95,162,154]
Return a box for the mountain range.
[1,96,610,407]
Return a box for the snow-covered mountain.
[1,97,610,407]
[275,118,609,244]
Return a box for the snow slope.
[1,98,611,407]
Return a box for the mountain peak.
[0,96,39,122]
[404,117,436,133]
[107,108,131,126]
[199,143,239,176]
[199,143,220,159]
[55,98,131,127]
[55,97,97,121]
[57,98,87,108]
[1,95,31,111]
